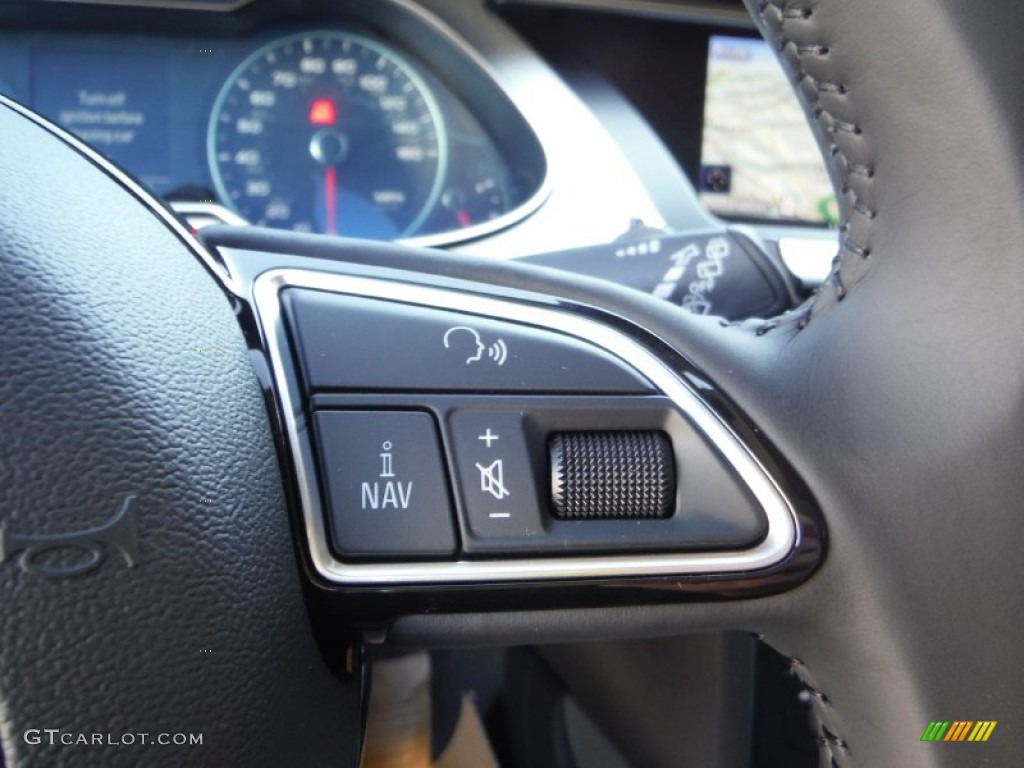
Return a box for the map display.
[700,35,837,226]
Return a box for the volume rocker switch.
[447,410,546,550]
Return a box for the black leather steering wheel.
[2,0,1022,766]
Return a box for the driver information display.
[32,49,171,190]
[699,35,836,226]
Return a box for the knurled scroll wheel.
[549,431,675,520]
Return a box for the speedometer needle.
[324,165,337,235]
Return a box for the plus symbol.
[478,429,500,448]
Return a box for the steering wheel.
[2,0,1021,765]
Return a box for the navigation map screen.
[699,35,837,226]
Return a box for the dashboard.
[0,0,838,281]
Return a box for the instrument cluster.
[0,13,546,244]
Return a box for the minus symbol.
[488,512,511,519]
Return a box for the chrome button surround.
[253,267,800,586]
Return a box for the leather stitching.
[754,628,852,765]
[787,656,852,767]
[752,0,877,334]
[749,4,861,759]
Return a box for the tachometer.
[207,31,446,239]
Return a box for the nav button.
[313,411,457,559]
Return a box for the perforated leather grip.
[549,431,675,520]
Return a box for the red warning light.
[309,98,336,125]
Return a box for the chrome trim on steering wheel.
[253,267,800,586]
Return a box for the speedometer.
[207,31,447,239]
